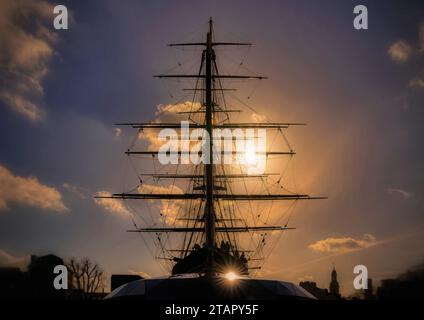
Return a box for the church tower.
[329,266,340,296]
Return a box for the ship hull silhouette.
[106,274,315,300]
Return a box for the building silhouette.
[0,267,25,299]
[299,266,342,300]
[28,254,65,299]
[377,263,424,299]
[363,278,375,300]
[0,254,65,299]
[299,281,329,300]
[329,266,340,297]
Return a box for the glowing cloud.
[94,191,131,217]
[308,234,376,253]
[62,183,88,199]
[139,102,202,150]
[0,0,59,121]
[0,249,30,269]
[138,183,185,225]
[388,40,413,63]
[114,128,122,138]
[251,113,267,123]
[0,165,68,213]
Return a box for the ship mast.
[98,18,327,276]
[204,18,215,259]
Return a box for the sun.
[224,271,239,282]
[244,143,257,165]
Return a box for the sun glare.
[224,271,238,282]
[244,143,257,165]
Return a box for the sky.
[1,0,424,296]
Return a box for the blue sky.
[1,0,424,295]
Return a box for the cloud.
[0,249,30,269]
[388,40,413,62]
[386,188,413,200]
[62,183,88,199]
[94,184,186,224]
[138,183,185,225]
[137,183,184,195]
[139,102,201,150]
[408,77,424,89]
[298,275,314,282]
[94,191,132,217]
[309,234,377,253]
[114,128,122,138]
[127,269,151,279]
[0,164,68,212]
[251,113,267,123]
[155,102,202,119]
[0,0,59,121]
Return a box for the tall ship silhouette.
[101,19,326,299]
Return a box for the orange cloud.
[138,183,186,225]
[139,102,202,150]
[0,249,30,269]
[388,40,413,62]
[94,191,132,217]
[251,112,267,123]
[62,183,88,199]
[94,184,186,224]
[0,164,68,213]
[308,234,376,253]
[0,0,59,121]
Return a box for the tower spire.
[329,265,340,296]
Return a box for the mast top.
[209,17,213,36]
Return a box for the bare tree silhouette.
[67,257,105,299]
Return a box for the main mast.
[204,18,215,259]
